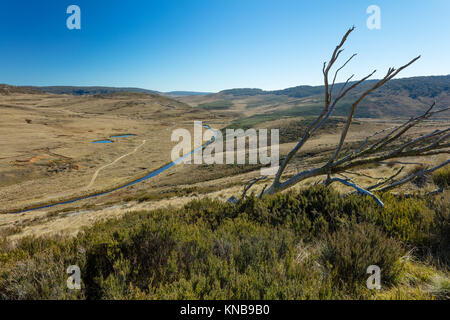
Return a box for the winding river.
[8,125,218,214]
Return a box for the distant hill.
[208,75,450,118]
[0,84,41,95]
[272,75,450,99]
[165,91,213,96]
[21,86,213,97]
[218,75,450,98]
[7,74,450,118]
[24,86,160,96]
[218,88,266,96]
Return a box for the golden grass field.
[0,89,448,241]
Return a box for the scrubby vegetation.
[1,186,449,300]
[433,166,450,189]
[197,100,233,110]
[276,118,347,143]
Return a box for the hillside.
[12,75,450,119]
[23,86,160,96]
[0,84,42,95]
[217,75,450,99]
[22,86,212,97]
[179,75,450,119]
[165,91,213,96]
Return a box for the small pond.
[93,139,113,144]
[92,134,136,144]
[110,134,136,138]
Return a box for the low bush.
[1,185,448,299]
[432,166,450,189]
[321,223,405,287]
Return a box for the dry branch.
[251,27,450,207]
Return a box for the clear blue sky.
[1,0,449,92]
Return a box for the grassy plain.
[0,86,449,300]
[0,88,448,240]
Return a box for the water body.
[110,134,136,138]
[92,134,136,143]
[11,125,218,214]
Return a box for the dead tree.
[244,27,449,207]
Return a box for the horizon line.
[2,73,449,94]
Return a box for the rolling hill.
[218,75,450,99]
[18,86,212,97]
[180,75,450,119]
[5,74,450,119]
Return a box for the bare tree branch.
[242,176,267,199]
[258,27,449,204]
[329,53,357,101]
[325,177,384,207]
[377,159,450,192]
[342,170,390,180]
[367,166,404,190]
[328,55,421,165]
[368,104,450,153]
[388,128,450,156]
[269,27,358,192]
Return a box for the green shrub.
[432,166,450,189]
[321,223,405,287]
[0,248,82,300]
[408,164,428,187]
[0,185,448,300]
[426,195,450,265]
[363,193,435,245]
